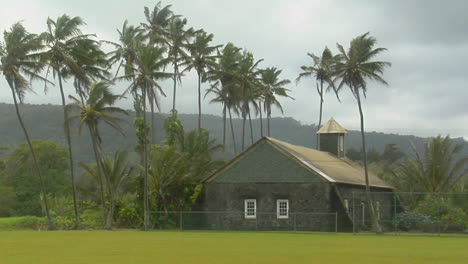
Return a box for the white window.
[244,199,256,219]
[277,199,289,219]
[344,199,349,211]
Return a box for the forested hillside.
[1,103,467,164]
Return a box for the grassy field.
[0,231,467,263]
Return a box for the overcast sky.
[1,0,467,139]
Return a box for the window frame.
[244,199,257,219]
[277,199,289,219]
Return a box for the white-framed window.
[344,199,349,211]
[244,199,256,219]
[277,199,289,219]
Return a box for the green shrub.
[0,216,48,230]
[117,207,142,228]
[55,216,76,230]
[81,209,103,229]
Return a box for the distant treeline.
[1,102,466,167]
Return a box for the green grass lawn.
[0,231,467,264]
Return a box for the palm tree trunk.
[57,71,81,229]
[259,103,263,137]
[150,99,155,144]
[103,165,114,229]
[222,104,227,149]
[172,55,178,115]
[197,71,202,132]
[228,108,237,155]
[8,78,55,230]
[267,111,271,137]
[88,124,106,226]
[317,80,324,149]
[356,89,382,234]
[241,114,246,151]
[142,87,150,231]
[248,111,254,145]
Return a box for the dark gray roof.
[206,137,393,189]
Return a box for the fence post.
[335,212,338,233]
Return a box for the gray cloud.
[0,0,467,139]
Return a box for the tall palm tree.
[106,20,144,82]
[335,32,391,233]
[141,1,175,45]
[206,43,242,154]
[184,30,221,131]
[297,47,340,148]
[121,44,172,230]
[166,17,196,113]
[260,67,292,137]
[40,14,96,229]
[67,81,127,229]
[0,22,55,229]
[66,38,109,103]
[236,51,263,150]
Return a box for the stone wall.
[200,182,334,231]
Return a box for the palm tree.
[66,38,110,103]
[166,17,196,113]
[206,43,242,154]
[334,32,391,233]
[0,22,55,229]
[297,47,340,148]
[67,81,127,229]
[106,20,144,82]
[40,14,96,229]
[396,136,468,193]
[141,1,175,45]
[81,151,135,229]
[184,30,221,131]
[121,44,172,230]
[236,51,263,150]
[260,67,292,137]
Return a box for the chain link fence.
[351,192,468,235]
[149,211,338,232]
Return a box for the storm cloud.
[0,0,467,138]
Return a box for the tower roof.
[316,118,347,134]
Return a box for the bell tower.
[316,118,347,158]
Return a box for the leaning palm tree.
[40,14,97,229]
[206,43,242,154]
[67,81,127,229]
[66,38,110,104]
[141,1,175,45]
[260,67,292,137]
[121,44,172,231]
[334,32,391,233]
[106,20,144,82]
[296,47,340,148]
[0,22,55,229]
[166,17,196,113]
[184,30,222,131]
